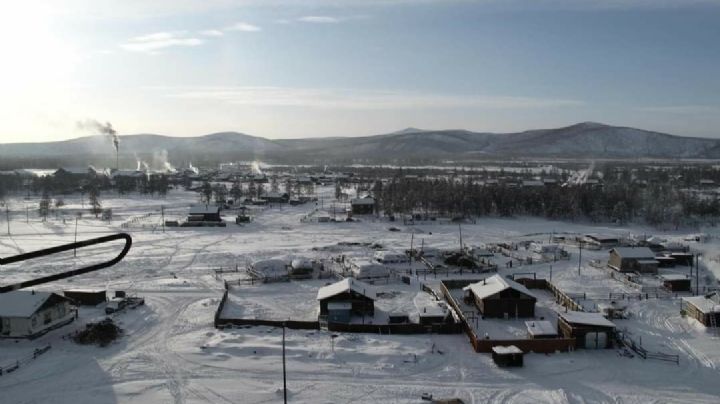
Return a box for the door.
[584,332,607,349]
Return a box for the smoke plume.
[77,119,119,151]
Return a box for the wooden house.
[317,278,375,318]
[608,247,658,274]
[682,292,720,327]
[558,311,616,349]
[491,345,524,367]
[463,275,536,318]
[0,291,76,339]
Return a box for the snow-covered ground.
[2,187,720,403]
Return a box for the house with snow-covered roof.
[682,292,720,327]
[608,247,658,273]
[317,278,375,320]
[463,275,536,318]
[0,291,76,339]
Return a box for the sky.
[0,0,719,143]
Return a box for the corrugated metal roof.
[463,275,535,300]
[317,278,376,301]
[610,247,655,259]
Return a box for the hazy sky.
[1,0,719,143]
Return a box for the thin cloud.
[199,29,224,37]
[120,31,204,53]
[224,22,261,32]
[298,16,341,24]
[165,86,583,110]
[637,105,720,115]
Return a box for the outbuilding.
[491,345,524,367]
[608,247,658,274]
[660,274,691,292]
[63,289,107,306]
[463,275,536,318]
[317,278,375,318]
[350,196,375,215]
[188,204,222,222]
[0,291,76,339]
[374,250,409,264]
[525,320,558,339]
[558,311,616,349]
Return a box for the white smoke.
[188,162,200,175]
[152,150,176,173]
[563,161,595,187]
[250,161,263,175]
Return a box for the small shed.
[584,234,619,249]
[0,291,76,339]
[63,289,107,306]
[350,196,375,214]
[525,320,557,339]
[558,311,616,349]
[608,247,658,274]
[491,345,524,367]
[317,278,375,317]
[463,275,536,318]
[374,250,409,264]
[682,292,720,327]
[188,204,221,222]
[660,274,691,292]
[348,259,390,280]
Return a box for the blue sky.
[1,0,719,142]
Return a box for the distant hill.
[1,123,719,166]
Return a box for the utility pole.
[578,241,582,276]
[282,323,287,404]
[161,205,165,233]
[25,205,29,224]
[458,223,463,252]
[5,205,10,235]
[696,253,700,296]
[74,216,79,257]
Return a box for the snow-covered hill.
[1,122,718,163]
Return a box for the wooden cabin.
[682,292,720,327]
[463,275,536,318]
[608,247,658,274]
[317,278,375,318]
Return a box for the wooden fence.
[0,345,52,376]
[326,322,461,335]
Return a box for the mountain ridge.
[1,122,718,163]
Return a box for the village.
[1,163,720,403]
